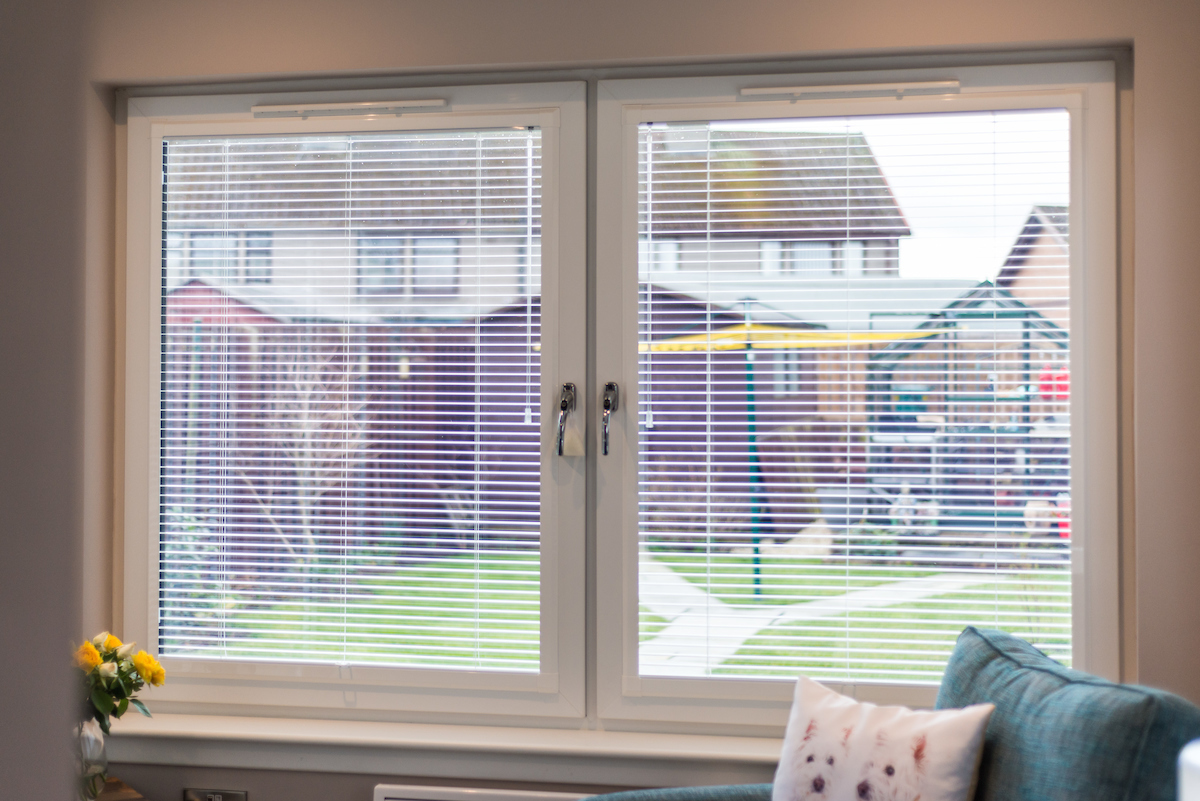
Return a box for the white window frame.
[122,81,588,720]
[594,61,1118,727]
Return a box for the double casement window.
[123,62,1117,729]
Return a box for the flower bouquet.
[73,632,164,799]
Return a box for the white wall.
[81,0,1199,770]
[0,1,85,797]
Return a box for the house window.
[189,231,237,279]
[596,62,1118,726]
[124,65,1117,730]
[357,233,405,295]
[243,231,273,283]
[125,82,586,719]
[179,231,272,285]
[357,236,462,297]
[412,236,460,295]
[794,241,835,276]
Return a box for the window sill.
[107,714,782,788]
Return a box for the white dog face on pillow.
[783,719,853,801]
[853,731,927,801]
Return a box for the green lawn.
[714,573,1071,682]
[160,536,1070,680]
[160,550,541,670]
[639,606,670,641]
[648,546,940,607]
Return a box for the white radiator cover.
[375,785,590,801]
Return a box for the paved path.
[638,555,995,677]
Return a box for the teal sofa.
[592,627,1200,801]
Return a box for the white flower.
[98,662,118,678]
[91,631,110,648]
[116,642,137,659]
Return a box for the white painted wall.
[0,2,84,798]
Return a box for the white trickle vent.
[374,785,588,801]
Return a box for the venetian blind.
[159,128,543,671]
[636,110,1072,683]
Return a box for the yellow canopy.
[640,322,940,352]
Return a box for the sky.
[714,108,1071,281]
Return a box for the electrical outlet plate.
[183,790,248,801]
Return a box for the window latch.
[601,382,620,455]
[556,383,577,456]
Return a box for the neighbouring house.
[996,204,1070,330]
[638,129,911,280]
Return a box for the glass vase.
[76,718,107,800]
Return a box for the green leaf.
[130,698,151,717]
[116,697,129,718]
[90,687,114,715]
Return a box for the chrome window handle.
[601,382,619,455]
[556,382,576,456]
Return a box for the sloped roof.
[166,277,381,324]
[997,204,1068,285]
[643,131,911,240]
[871,281,1069,363]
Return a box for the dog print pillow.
[773,677,994,801]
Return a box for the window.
[172,231,273,285]
[124,64,1116,731]
[357,233,404,295]
[189,231,237,279]
[412,236,460,295]
[794,241,835,276]
[357,235,462,297]
[244,232,273,283]
[595,62,1117,726]
[124,82,587,718]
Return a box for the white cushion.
[772,677,994,801]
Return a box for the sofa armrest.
[588,783,772,801]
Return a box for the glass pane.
[636,111,1071,683]
[159,129,543,671]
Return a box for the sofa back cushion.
[936,626,1200,801]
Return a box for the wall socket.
[183,790,248,801]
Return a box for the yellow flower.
[133,650,165,686]
[75,641,101,671]
[102,633,123,652]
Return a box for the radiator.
[374,785,590,801]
